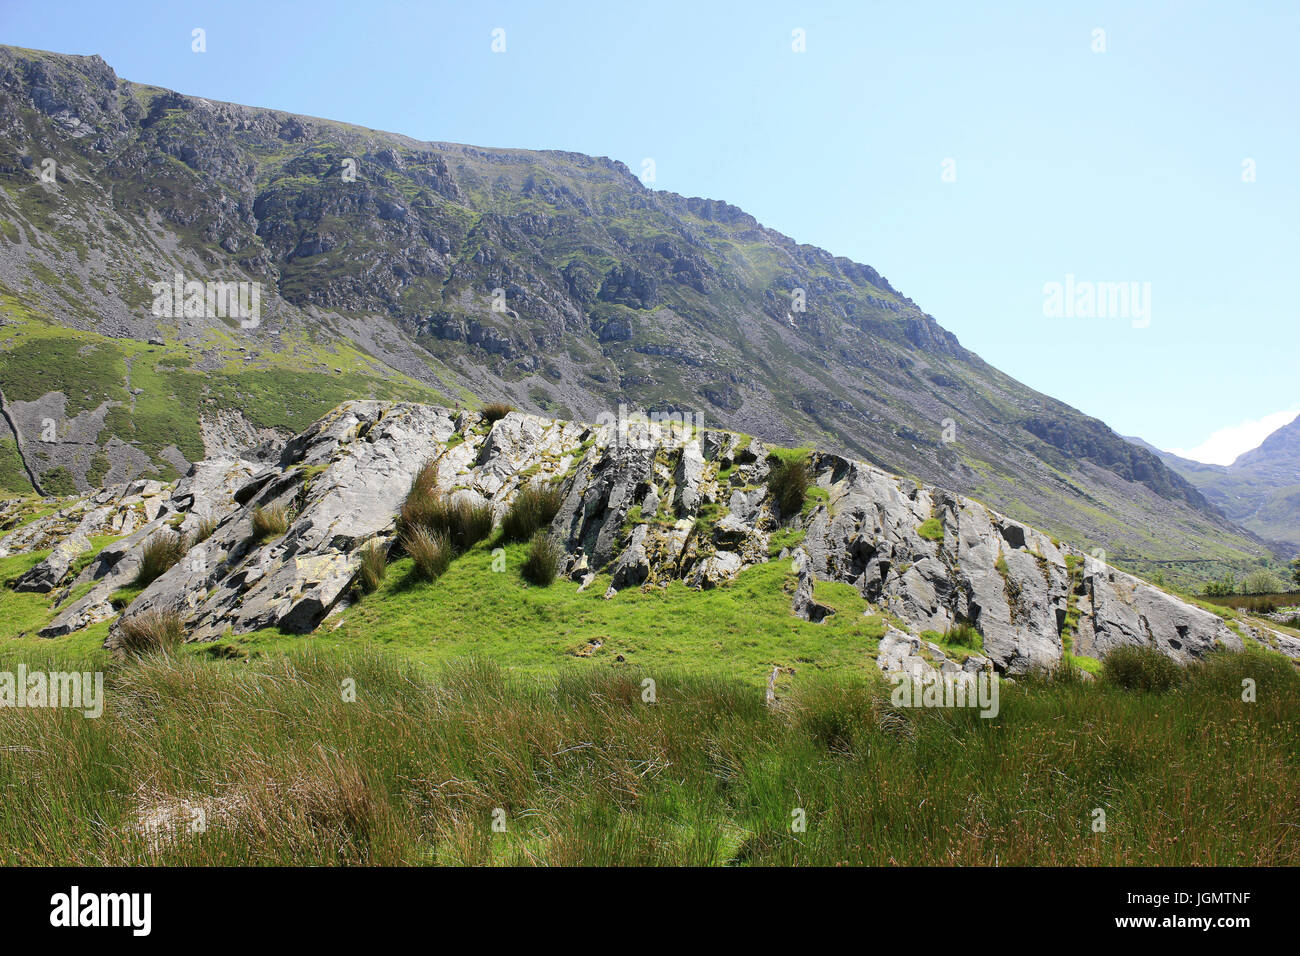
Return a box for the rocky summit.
[4,401,1292,674]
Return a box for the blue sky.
[4,0,1296,462]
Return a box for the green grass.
[0,436,35,495]
[917,517,945,542]
[0,644,1293,865]
[766,448,811,521]
[0,296,448,486]
[218,545,887,682]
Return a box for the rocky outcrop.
[875,625,992,683]
[0,43,1268,580]
[0,401,1281,674]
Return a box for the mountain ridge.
[0,44,1272,587]
[1129,414,1300,554]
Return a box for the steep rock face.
[0,401,1269,673]
[0,45,1268,580]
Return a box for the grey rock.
[0,400,1244,675]
[791,548,834,622]
[13,531,90,592]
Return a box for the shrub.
[501,483,563,542]
[1242,570,1286,595]
[481,402,515,424]
[137,530,187,587]
[356,541,388,594]
[251,504,289,542]
[404,527,452,582]
[192,515,219,545]
[1102,645,1185,692]
[766,450,809,520]
[116,608,186,656]
[521,531,561,586]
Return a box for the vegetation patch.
[0,644,1293,865]
[116,608,186,657]
[501,484,563,543]
[917,517,945,542]
[403,527,452,582]
[481,402,514,424]
[356,541,388,593]
[137,530,187,587]
[250,504,289,543]
[766,448,810,520]
[521,532,562,587]
[1102,646,1185,692]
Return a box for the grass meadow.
[1,531,1298,866]
[0,644,1295,866]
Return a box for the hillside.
[1129,415,1300,555]
[0,44,1271,587]
[3,399,1298,868]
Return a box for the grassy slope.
[0,285,449,492]
[1,525,1297,865]
[218,542,893,685]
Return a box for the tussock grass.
[403,527,452,582]
[1102,645,1185,692]
[0,646,1295,865]
[192,515,219,545]
[136,530,187,587]
[481,402,515,424]
[766,449,810,520]
[116,608,185,657]
[356,541,388,594]
[520,532,561,586]
[398,462,493,553]
[250,504,289,542]
[501,483,563,543]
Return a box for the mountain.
[1130,415,1300,555]
[0,45,1270,585]
[7,400,1293,673]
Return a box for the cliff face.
[0,45,1267,579]
[5,401,1285,675]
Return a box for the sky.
[3,0,1296,463]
